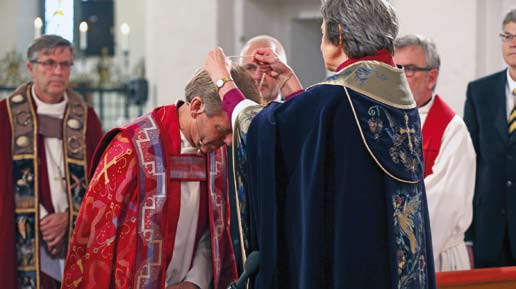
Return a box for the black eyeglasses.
[500,33,516,43]
[400,65,432,77]
[31,59,74,71]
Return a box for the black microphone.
[228,251,260,289]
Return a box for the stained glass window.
[44,0,74,42]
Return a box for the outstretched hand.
[252,47,292,79]
[252,47,302,95]
[203,47,231,86]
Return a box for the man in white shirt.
[394,34,476,271]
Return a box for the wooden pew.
[436,266,516,289]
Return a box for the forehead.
[36,47,73,59]
[394,45,426,65]
[504,21,516,33]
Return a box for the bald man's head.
[240,35,287,103]
[241,35,287,63]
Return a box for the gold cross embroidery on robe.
[399,113,415,153]
[94,147,133,185]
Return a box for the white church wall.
[0,1,18,61]
[144,1,218,111]
[217,0,237,56]
[233,0,325,87]
[277,1,326,87]
[115,0,145,77]
[394,0,516,115]
[476,0,504,77]
[0,0,37,63]
[16,0,37,56]
[393,0,478,115]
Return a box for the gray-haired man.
[395,34,476,272]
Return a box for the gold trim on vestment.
[13,154,41,160]
[318,60,416,109]
[7,83,90,288]
[7,83,42,288]
[231,102,267,271]
[62,91,89,243]
[343,86,418,184]
[313,61,419,183]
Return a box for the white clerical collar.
[506,68,516,94]
[32,85,68,119]
[417,95,435,115]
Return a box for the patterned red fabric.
[421,95,455,177]
[206,147,238,289]
[62,105,237,289]
[62,130,141,289]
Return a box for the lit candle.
[79,21,88,51]
[120,23,130,52]
[34,17,43,39]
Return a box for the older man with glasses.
[394,34,476,272]
[464,9,516,268]
[0,34,103,289]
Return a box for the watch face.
[216,79,224,88]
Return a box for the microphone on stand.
[228,251,260,289]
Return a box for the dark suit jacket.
[464,69,516,266]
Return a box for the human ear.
[27,61,35,75]
[190,96,206,118]
[427,69,438,91]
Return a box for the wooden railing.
[436,266,516,289]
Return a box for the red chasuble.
[62,105,237,289]
[421,95,455,177]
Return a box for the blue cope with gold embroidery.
[245,63,435,289]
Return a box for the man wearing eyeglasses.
[464,9,516,268]
[0,34,103,289]
[394,34,476,272]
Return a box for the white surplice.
[33,87,69,281]
[419,96,476,272]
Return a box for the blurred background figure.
[0,34,103,289]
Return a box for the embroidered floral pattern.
[367,106,384,139]
[392,184,427,289]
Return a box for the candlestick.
[34,17,43,39]
[120,23,130,52]
[79,21,88,51]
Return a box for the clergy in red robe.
[394,34,475,272]
[62,67,259,289]
[0,35,103,289]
